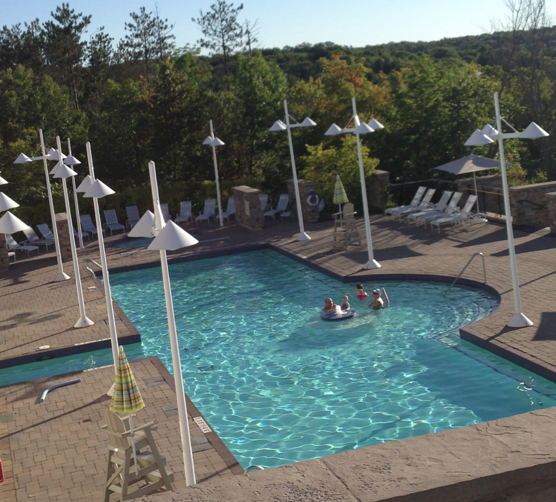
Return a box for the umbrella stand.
[129,414,139,476]
[473,172,480,213]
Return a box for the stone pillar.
[286,179,319,223]
[368,170,390,211]
[0,234,10,271]
[546,192,556,234]
[233,186,263,230]
[55,213,72,261]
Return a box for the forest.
[1,0,555,224]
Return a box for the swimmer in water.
[356,284,368,300]
[323,298,337,312]
[341,295,350,311]
[370,289,384,310]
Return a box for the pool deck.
[2,215,556,500]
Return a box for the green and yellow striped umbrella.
[333,175,349,209]
[110,346,144,415]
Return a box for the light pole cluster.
[202,121,225,227]
[465,92,549,328]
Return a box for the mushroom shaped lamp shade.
[210,137,225,147]
[128,210,156,238]
[53,164,77,179]
[481,124,498,139]
[0,176,8,186]
[300,117,317,127]
[47,149,66,162]
[0,211,30,234]
[354,122,375,135]
[520,122,550,139]
[148,220,199,251]
[83,179,115,199]
[202,136,213,145]
[49,161,64,176]
[0,192,20,211]
[465,129,495,146]
[64,154,81,166]
[368,118,385,130]
[14,153,32,164]
[76,175,93,193]
[269,120,287,132]
[325,124,343,136]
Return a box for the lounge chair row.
[386,186,481,231]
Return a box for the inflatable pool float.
[321,310,357,322]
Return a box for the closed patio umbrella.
[333,175,349,212]
[434,155,506,213]
[110,346,145,475]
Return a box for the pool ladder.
[85,258,102,277]
[444,252,487,296]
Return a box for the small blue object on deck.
[40,378,81,403]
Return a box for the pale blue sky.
[2,0,509,50]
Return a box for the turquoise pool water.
[2,249,556,469]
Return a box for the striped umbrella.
[110,346,144,474]
[333,175,349,211]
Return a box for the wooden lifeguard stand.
[101,410,174,501]
[332,203,361,250]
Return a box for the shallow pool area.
[3,249,556,471]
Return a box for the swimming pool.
[2,249,556,470]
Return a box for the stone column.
[546,192,556,234]
[286,179,319,223]
[55,213,72,261]
[0,234,10,271]
[233,186,263,230]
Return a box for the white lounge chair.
[103,209,125,235]
[264,194,289,219]
[125,206,140,231]
[160,203,171,223]
[22,227,54,250]
[221,198,235,223]
[196,199,216,224]
[385,186,426,216]
[81,214,103,237]
[411,192,463,227]
[175,201,193,223]
[6,234,39,257]
[73,226,90,241]
[391,188,436,219]
[407,191,452,224]
[260,194,268,212]
[8,251,15,262]
[430,195,478,232]
[37,223,55,241]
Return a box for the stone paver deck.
[2,214,556,501]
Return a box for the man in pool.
[323,298,337,312]
[370,289,384,310]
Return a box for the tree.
[0,20,44,73]
[243,19,259,55]
[42,3,91,109]
[123,6,175,80]
[192,1,244,79]
[85,28,114,105]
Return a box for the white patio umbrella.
[434,155,506,213]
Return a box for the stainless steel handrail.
[444,252,486,295]
[84,258,102,277]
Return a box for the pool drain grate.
[0,413,15,423]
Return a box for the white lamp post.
[202,121,225,227]
[129,161,198,486]
[325,97,385,269]
[270,99,316,241]
[0,176,31,262]
[53,136,94,329]
[14,129,70,281]
[64,138,84,249]
[77,142,120,370]
[465,91,549,328]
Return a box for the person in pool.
[370,289,384,310]
[341,295,350,311]
[323,298,337,312]
[356,284,368,300]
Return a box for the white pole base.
[507,313,533,328]
[55,272,71,282]
[364,259,382,270]
[296,232,311,241]
[74,317,94,328]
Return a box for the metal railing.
[444,252,487,296]
[518,199,546,210]
[84,258,102,277]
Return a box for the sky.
[1,0,511,51]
